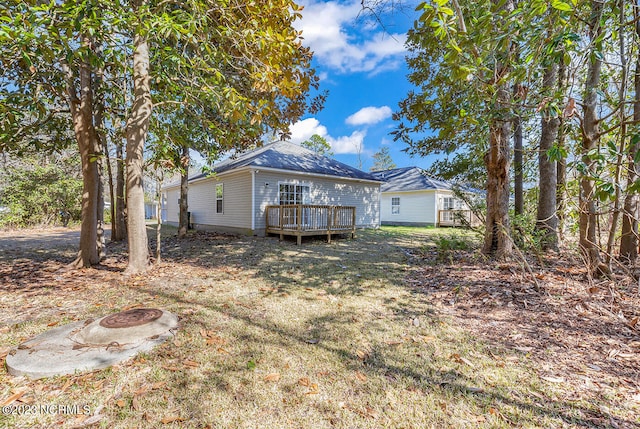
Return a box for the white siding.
[253,170,380,230]
[380,191,437,225]
[163,170,252,232]
[164,188,180,223]
[164,168,381,234]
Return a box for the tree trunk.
[482,0,513,259]
[95,64,106,259]
[535,63,559,251]
[124,27,151,274]
[114,140,127,241]
[513,113,524,216]
[579,0,605,273]
[556,61,568,243]
[103,133,116,242]
[619,5,640,263]
[606,0,629,265]
[178,144,189,238]
[63,40,100,268]
[156,169,163,264]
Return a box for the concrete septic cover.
[5,308,178,379]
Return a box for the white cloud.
[330,130,367,154]
[288,118,367,155]
[289,118,328,144]
[345,106,392,126]
[295,0,407,74]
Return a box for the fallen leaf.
[1,390,27,406]
[75,414,103,427]
[183,360,199,368]
[115,399,126,408]
[206,335,226,346]
[541,376,565,383]
[298,378,311,387]
[365,407,379,419]
[264,373,281,382]
[356,349,369,360]
[161,365,180,372]
[450,353,473,367]
[385,340,403,346]
[132,396,141,411]
[47,321,59,327]
[305,338,319,344]
[161,415,184,424]
[151,382,167,390]
[355,371,367,382]
[59,379,74,394]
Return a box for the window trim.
[215,183,223,214]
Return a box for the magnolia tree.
[0,0,321,273]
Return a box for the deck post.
[327,206,333,243]
[351,207,356,239]
[279,207,284,240]
[297,204,302,245]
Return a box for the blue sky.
[288,0,440,172]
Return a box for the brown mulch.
[404,246,640,422]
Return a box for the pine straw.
[0,226,638,428]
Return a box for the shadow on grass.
[131,280,634,428]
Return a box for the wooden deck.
[266,205,356,245]
[437,209,474,227]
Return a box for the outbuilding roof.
[186,141,380,183]
[370,167,454,192]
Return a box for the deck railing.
[437,209,473,227]
[266,205,356,244]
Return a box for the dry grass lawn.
[0,226,638,428]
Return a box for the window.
[391,197,400,214]
[216,183,223,213]
[442,197,462,210]
[279,183,310,205]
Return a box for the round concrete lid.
[5,309,178,379]
[71,309,178,346]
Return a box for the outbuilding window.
[216,183,223,213]
[391,197,400,214]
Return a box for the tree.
[0,152,83,227]
[301,134,333,157]
[395,0,524,259]
[1,0,321,273]
[620,3,640,263]
[370,146,396,171]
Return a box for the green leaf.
[551,0,572,12]
[247,360,256,370]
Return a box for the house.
[161,141,382,240]
[371,167,477,227]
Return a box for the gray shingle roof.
[189,141,380,182]
[370,167,454,192]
